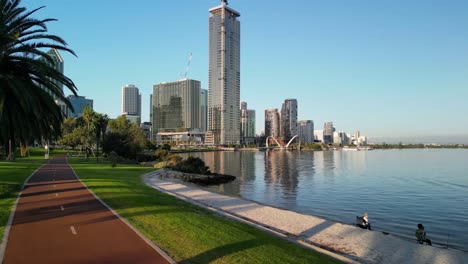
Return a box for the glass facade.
[67,95,93,118]
[152,79,201,134]
[208,3,241,145]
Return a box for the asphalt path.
[2,156,172,264]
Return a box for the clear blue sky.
[23,0,468,142]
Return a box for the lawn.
[0,147,56,241]
[69,159,341,264]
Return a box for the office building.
[67,95,93,118]
[298,120,314,144]
[265,108,280,138]
[280,99,298,142]
[314,130,324,142]
[240,102,256,144]
[152,79,201,134]
[323,122,334,144]
[208,1,241,145]
[122,84,141,118]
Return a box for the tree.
[0,0,77,160]
[102,116,146,160]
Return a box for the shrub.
[171,156,210,175]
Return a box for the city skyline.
[21,0,468,142]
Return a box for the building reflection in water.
[264,150,299,205]
[187,151,256,196]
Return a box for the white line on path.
[70,226,77,235]
[60,206,64,211]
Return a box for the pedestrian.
[356,212,372,230]
[415,224,432,245]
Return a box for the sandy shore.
[144,170,467,264]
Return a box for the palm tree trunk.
[6,111,15,161]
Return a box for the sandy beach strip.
[144,170,468,264]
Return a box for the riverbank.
[68,159,340,263]
[145,171,468,264]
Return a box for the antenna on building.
[180,52,192,79]
[221,0,228,5]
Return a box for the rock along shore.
[144,170,468,264]
[155,168,236,185]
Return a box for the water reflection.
[180,149,468,251]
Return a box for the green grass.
[69,159,341,264]
[0,147,54,241]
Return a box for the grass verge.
[69,159,341,264]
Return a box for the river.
[179,149,468,251]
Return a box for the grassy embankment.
[70,159,341,264]
[0,148,68,241]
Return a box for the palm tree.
[0,0,77,160]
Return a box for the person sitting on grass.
[416,223,432,245]
[356,213,372,230]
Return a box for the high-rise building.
[67,95,93,118]
[314,130,324,142]
[40,48,64,95]
[298,120,314,144]
[280,99,298,142]
[323,122,335,144]
[240,102,256,144]
[208,1,241,145]
[122,84,141,118]
[149,94,153,123]
[265,108,280,138]
[200,89,208,132]
[152,79,201,133]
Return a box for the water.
[179,149,468,251]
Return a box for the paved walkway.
[145,169,468,264]
[1,156,173,264]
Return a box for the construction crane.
[180,52,192,79]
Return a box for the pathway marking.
[70,226,77,235]
[55,193,58,197]
[60,206,64,211]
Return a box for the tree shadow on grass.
[179,239,261,264]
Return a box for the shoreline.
[144,170,468,264]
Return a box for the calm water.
[180,149,468,251]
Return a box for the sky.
[23,0,468,142]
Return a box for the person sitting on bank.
[356,213,372,230]
[416,224,432,245]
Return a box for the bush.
[154,149,169,161]
[171,157,210,175]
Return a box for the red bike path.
[1,156,173,264]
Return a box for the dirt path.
[2,156,173,264]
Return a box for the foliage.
[0,0,77,160]
[58,108,109,162]
[102,115,146,160]
[171,156,211,175]
[161,144,171,151]
[302,143,323,150]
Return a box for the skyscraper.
[240,102,256,144]
[298,120,314,144]
[323,122,335,144]
[200,89,208,132]
[67,95,93,118]
[121,84,141,118]
[152,79,201,133]
[280,99,298,142]
[265,108,280,138]
[208,1,241,145]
